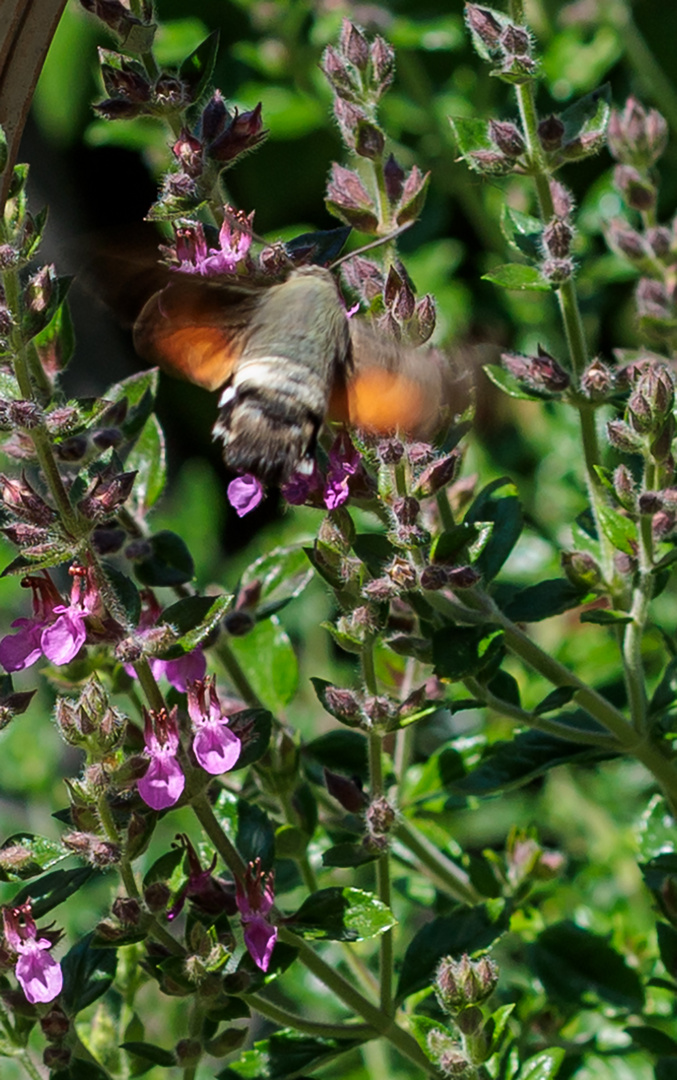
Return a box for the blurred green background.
[3,0,677,1076]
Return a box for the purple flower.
[3,903,62,1005]
[227,474,264,517]
[236,859,277,972]
[281,462,324,507]
[323,431,363,510]
[0,567,99,673]
[138,706,185,811]
[171,211,253,277]
[187,677,241,775]
[167,835,237,921]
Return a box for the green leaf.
[529,921,644,1010]
[626,1026,677,1055]
[517,1048,565,1080]
[322,843,378,868]
[159,594,231,657]
[142,847,184,889]
[464,477,523,581]
[226,616,298,712]
[178,29,219,100]
[534,686,577,714]
[302,730,368,781]
[656,1058,677,1080]
[120,1042,176,1068]
[216,1030,361,1080]
[431,523,484,562]
[559,83,611,144]
[449,116,513,174]
[127,415,166,513]
[579,608,633,625]
[352,533,396,575]
[134,530,195,587]
[452,723,612,795]
[482,264,550,291]
[61,932,118,1014]
[14,867,96,918]
[483,364,547,401]
[636,795,676,861]
[107,369,159,438]
[291,886,395,941]
[0,833,66,882]
[33,299,75,374]
[230,709,273,770]
[237,800,275,871]
[240,544,314,619]
[596,503,637,556]
[486,1002,516,1054]
[500,206,543,260]
[101,561,141,626]
[501,579,587,621]
[397,902,509,1001]
[649,660,677,720]
[657,922,677,980]
[432,625,504,680]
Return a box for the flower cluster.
[137,679,241,811]
[2,902,63,1005]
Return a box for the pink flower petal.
[138,754,185,810]
[193,723,241,775]
[16,940,63,1004]
[0,620,43,672]
[244,917,277,972]
[228,474,264,517]
[161,650,207,693]
[40,610,86,665]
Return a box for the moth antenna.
[328,222,413,271]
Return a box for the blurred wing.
[133,278,262,391]
[332,320,458,437]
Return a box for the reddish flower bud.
[321,44,360,100]
[339,19,369,70]
[607,418,643,453]
[324,768,367,812]
[538,114,564,151]
[550,180,574,219]
[608,97,668,167]
[542,219,573,258]
[172,129,203,178]
[369,36,395,95]
[580,358,613,400]
[562,550,601,589]
[540,257,574,284]
[606,219,648,263]
[396,165,430,225]
[614,165,656,211]
[384,153,405,204]
[489,119,525,157]
[415,451,461,497]
[326,164,378,232]
[465,5,503,49]
[209,103,266,163]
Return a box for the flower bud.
[24,264,55,314]
[366,795,396,834]
[647,226,672,259]
[606,220,649,263]
[384,154,405,204]
[607,418,643,453]
[614,165,656,211]
[412,293,436,343]
[326,164,379,233]
[542,219,573,259]
[435,953,499,1015]
[501,349,570,394]
[465,5,503,49]
[324,768,367,812]
[414,451,461,497]
[386,556,417,590]
[489,119,525,157]
[369,36,395,96]
[112,897,141,925]
[40,1005,70,1042]
[550,180,574,219]
[172,130,203,178]
[396,165,430,226]
[540,257,574,284]
[613,465,637,510]
[339,19,369,70]
[538,114,564,151]
[608,97,668,167]
[448,565,481,589]
[44,1048,71,1070]
[321,45,360,100]
[355,120,385,160]
[322,684,363,723]
[580,358,613,400]
[208,103,266,163]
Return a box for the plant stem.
[17,1051,43,1080]
[246,992,376,1040]
[368,730,393,1017]
[191,790,246,880]
[217,636,264,708]
[277,928,442,1077]
[133,656,167,714]
[622,459,656,735]
[394,817,480,905]
[436,490,456,532]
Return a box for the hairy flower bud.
[326,164,379,232]
[324,768,367,811]
[465,4,503,49]
[562,550,601,589]
[608,97,668,167]
[550,180,574,219]
[339,19,369,70]
[614,165,656,211]
[580,358,613,400]
[501,349,570,394]
[369,36,395,96]
[538,114,564,151]
[384,153,405,204]
[435,953,499,1015]
[489,119,525,157]
[542,219,573,258]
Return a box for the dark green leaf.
[452,724,612,795]
[0,833,65,882]
[237,801,275,871]
[656,1057,677,1080]
[627,1026,677,1055]
[230,709,273,770]
[142,847,184,889]
[179,29,219,99]
[558,84,611,144]
[303,731,369,781]
[291,886,395,941]
[14,867,96,917]
[159,594,231,657]
[658,922,677,979]
[483,364,547,401]
[134,530,195,587]
[502,579,586,622]
[284,226,351,265]
[482,264,550,291]
[500,206,543,260]
[61,932,118,1014]
[529,921,644,1010]
[432,625,503,680]
[650,660,677,720]
[352,533,395,575]
[120,1042,176,1068]
[127,415,166,514]
[465,478,523,581]
[487,669,521,706]
[449,116,513,174]
[636,797,676,862]
[322,843,378,868]
[596,503,637,556]
[397,902,509,1001]
[431,523,483,563]
[534,686,577,715]
[579,608,633,625]
[216,1029,360,1080]
[101,561,141,626]
[33,299,75,374]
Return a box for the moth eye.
[218,385,237,408]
